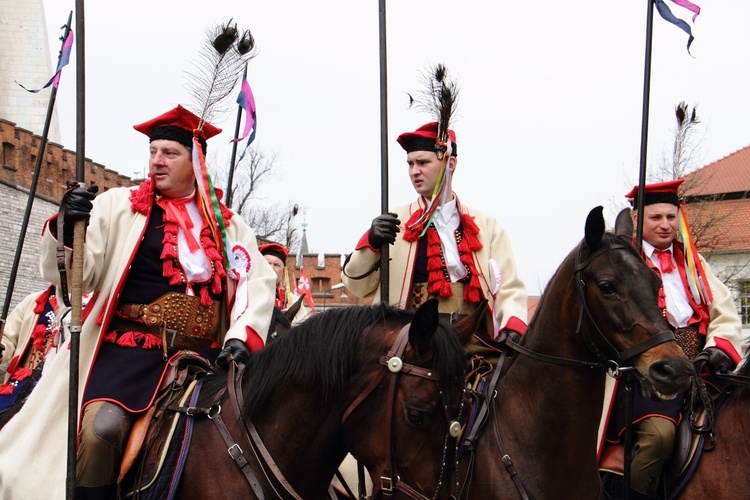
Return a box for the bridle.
[341,323,466,500]
[460,237,676,500]
[172,321,465,500]
[504,237,675,373]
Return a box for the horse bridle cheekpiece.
[573,237,675,373]
[342,323,465,500]
[503,237,675,373]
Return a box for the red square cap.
[133,105,221,152]
[396,122,457,156]
[259,243,289,262]
[624,179,684,208]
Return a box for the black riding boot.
[74,482,117,500]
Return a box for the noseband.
[504,237,675,372]
[342,323,465,500]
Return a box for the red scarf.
[403,203,483,303]
[130,178,232,307]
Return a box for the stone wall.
[0,118,137,312]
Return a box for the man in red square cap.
[0,105,276,498]
[342,121,528,343]
[259,242,310,325]
[600,179,742,498]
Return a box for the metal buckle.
[167,328,178,347]
[380,475,394,495]
[228,443,243,460]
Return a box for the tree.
[210,147,302,251]
[654,102,748,285]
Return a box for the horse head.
[576,206,692,400]
[342,299,471,499]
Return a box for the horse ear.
[409,299,440,356]
[584,206,605,251]
[454,299,488,345]
[285,295,305,322]
[614,207,634,241]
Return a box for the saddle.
[119,352,213,498]
[599,373,724,499]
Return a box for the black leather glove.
[61,182,99,246]
[216,339,251,370]
[368,213,400,247]
[694,347,733,374]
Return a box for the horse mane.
[201,302,466,417]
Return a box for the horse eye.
[598,281,616,294]
[406,409,426,428]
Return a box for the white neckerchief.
[428,197,467,282]
[643,241,693,328]
[173,192,212,287]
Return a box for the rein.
[341,323,464,500]
[466,238,674,500]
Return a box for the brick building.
[0,119,137,310]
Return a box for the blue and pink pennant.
[18,30,74,93]
[231,77,257,164]
[654,0,701,54]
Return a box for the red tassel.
[31,324,48,350]
[460,214,483,251]
[129,178,155,214]
[161,243,177,259]
[402,209,425,242]
[199,287,212,307]
[220,204,234,224]
[102,331,117,343]
[0,384,15,395]
[10,367,34,382]
[116,332,138,348]
[466,275,482,302]
[141,334,162,350]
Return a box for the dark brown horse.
[457,206,694,499]
[167,300,472,499]
[669,356,750,499]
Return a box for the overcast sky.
[41,1,750,295]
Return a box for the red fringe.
[199,287,212,307]
[10,367,33,382]
[460,213,482,251]
[0,384,15,395]
[31,324,48,350]
[405,206,485,303]
[116,332,138,348]
[33,287,53,314]
[403,209,425,243]
[141,334,162,350]
[129,177,155,214]
[132,175,232,296]
[102,331,117,343]
[161,243,177,259]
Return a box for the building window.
[739,280,750,326]
[2,142,15,168]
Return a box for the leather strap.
[56,183,79,307]
[228,362,305,500]
[208,407,266,499]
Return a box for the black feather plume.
[184,19,258,129]
[413,64,459,156]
